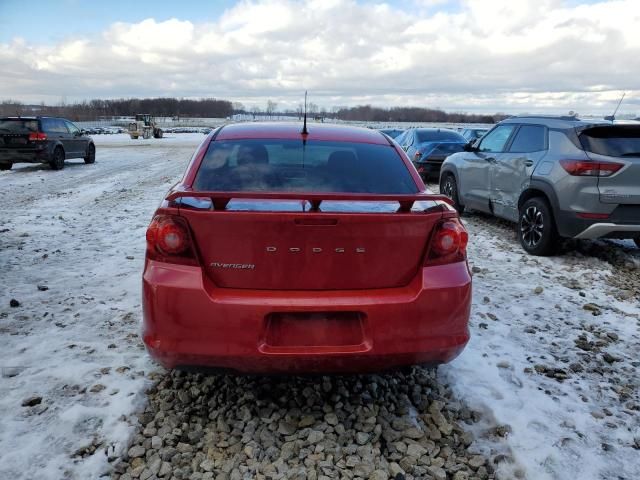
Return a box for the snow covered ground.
[0,133,638,479]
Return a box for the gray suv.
[439,115,640,255]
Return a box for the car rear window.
[416,130,464,143]
[0,119,39,133]
[580,126,640,157]
[193,139,418,194]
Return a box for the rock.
[89,384,106,393]
[176,442,193,453]
[428,466,447,480]
[453,472,469,480]
[9,299,20,308]
[369,470,388,480]
[307,430,324,444]
[602,352,620,364]
[468,455,485,469]
[278,421,297,436]
[471,266,481,273]
[389,462,405,477]
[534,286,543,294]
[406,443,427,458]
[299,415,315,428]
[128,445,146,458]
[151,436,162,449]
[21,396,42,407]
[37,285,49,291]
[356,432,369,445]
[324,413,338,426]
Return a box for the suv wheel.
[0,163,11,171]
[50,147,65,170]
[84,144,95,164]
[440,173,464,214]
[518,197,558,256]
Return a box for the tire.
[153,129,163,139]
[518,197,559,256]
[49,147,65,170]
[439,173,465,214]
[84,144,95,164]
[0,163,11,171]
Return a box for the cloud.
[1,0,639,113]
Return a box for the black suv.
[0,116,96,170]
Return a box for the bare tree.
[266,100,278,118]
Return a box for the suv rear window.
[580,126,640,157]
[0,119,39,133]
[193,139,418,194]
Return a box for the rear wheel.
[440,173,464,214]
[84,144,95,164]
[49,147,65,170]
[0,163,11,171]
[153,128,163,139]
[518,197,558,256]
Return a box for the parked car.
[379,128,405,139]
[460,128,489,142]
[395,128,467,179]
[142,122,471,374]
[440,115,640,254]
[0,116,95,170]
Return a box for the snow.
[0,133,206,479]
[1,132,639,479]
[442,214,640,480]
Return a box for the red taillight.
[146,214,198,265]
[426,219,468,265]
[559,159,624,177]
[28,132,47,141]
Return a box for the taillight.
[559,159,624,177]
[28,132,47,141]
[425,219,468,265]
[146,214,198,266]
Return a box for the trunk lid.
[580,125,640,204]
[174,194,448,290]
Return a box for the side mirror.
[463,141,477,152]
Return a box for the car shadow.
[114,367,512,478]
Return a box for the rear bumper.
[142,261,472,374]
[557,205,640,239]
[0,147,51,164]
[413,160,444,178]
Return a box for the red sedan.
[142,122,471,374]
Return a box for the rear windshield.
[193,139,418,193]
[416,130,464,143]
[0,119,39,134]
[580,126,640,157]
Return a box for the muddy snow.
[0,133,638,480]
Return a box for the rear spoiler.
[166,190,453,212]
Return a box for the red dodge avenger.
[142,122,471,374]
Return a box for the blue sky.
[0,0,461,43]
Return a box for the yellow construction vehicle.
[128,114,163,139]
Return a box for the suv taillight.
[559,159,624,177]
[145,214,199,266]
[28,132,47,141]
[425,218,468,265]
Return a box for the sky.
[0,0,639,115]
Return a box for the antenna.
[301,91,308,135]
[605,92,626,121]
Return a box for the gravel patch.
[112,368,513,480]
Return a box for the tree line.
[1,98,503,123]
[0,98,234,121]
